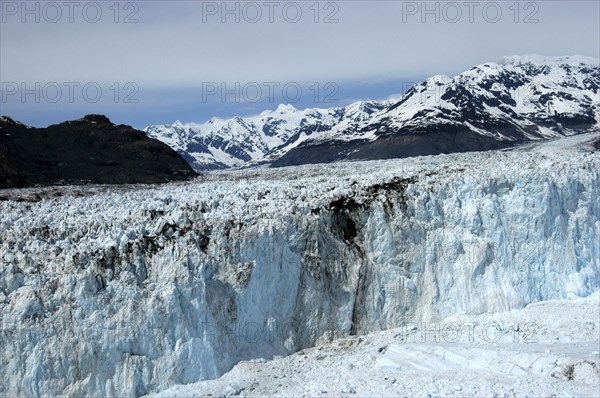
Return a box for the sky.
[1,0,599,129]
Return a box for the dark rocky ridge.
[0,115,197,188]
[272,129,513,167]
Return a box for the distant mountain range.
[0,115,196,188]
[144,101,390,170]
[145,54,600,171]
[1,55,597,188]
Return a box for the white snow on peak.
[170,120,203,130]
[503,54,600,67]
[275,103,297,113]
[0,116,24,127]
[426,74,453,85]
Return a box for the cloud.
[1,0,598,126]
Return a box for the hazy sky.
[1,0,599,128]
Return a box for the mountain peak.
[0,116,23,126]
[1,115,196,188]
[276,104,297,113]
[426,74,454,85]
[503,54,599,67]
[82,114,112,124]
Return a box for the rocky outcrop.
[0,115,197,188]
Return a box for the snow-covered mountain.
[145,55,599,170]
[274,54,600,166]
[1,132,598,397]
[144,101,387,170]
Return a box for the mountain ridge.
[145,54,600,171]
[0,115,197,188]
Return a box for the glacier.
[0,133,599,397]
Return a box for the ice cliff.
[0,133,598,397]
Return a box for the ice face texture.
[0,133,598,397]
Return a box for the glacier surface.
[0,133,598,397]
